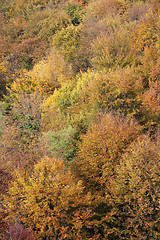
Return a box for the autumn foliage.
[0,0,160,239]
[7,157,98,239]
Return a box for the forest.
[0,0,160,239]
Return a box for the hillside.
[0,0,160,239]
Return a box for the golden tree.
[7,157,100,239]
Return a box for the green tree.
[43,125,78,163]
[65,2,85,26]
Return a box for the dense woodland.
[0,0,160,239]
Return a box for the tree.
[107,135,160,239]
[7,157,99,239]
[29,50,73,95]
[91,27,135,71]
[65,2,85,26]
[0,59,20,100]
[52,25,82,73]
[43,125,78,163]
[71,113,140,238]
[0,91,43,171]
[73,113,140,195]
